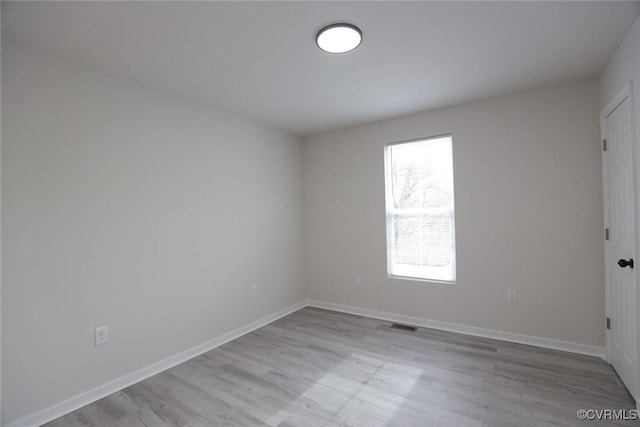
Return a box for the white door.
[603,84,637,400]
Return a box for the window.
[385,135,456,283]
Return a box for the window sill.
[388,274,456,285]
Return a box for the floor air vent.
[390,323,417,332]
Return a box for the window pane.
[386,136,456,282]
[420,212,453,267]
[394,214,420,265]
[391,137,454,210]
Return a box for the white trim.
[602,82,632,120]
[600,81,639,404]
[9,298,609,426]
[5,300,308,427]
[308,300,605,358]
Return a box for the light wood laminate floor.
[46,307,637,427]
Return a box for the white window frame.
[384,135,457,284]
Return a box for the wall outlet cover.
[95,326,109,346]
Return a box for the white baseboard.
[6,300,308,427]
[7,298,606,426]
[307,300,605,359]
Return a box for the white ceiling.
[3,1,639,136]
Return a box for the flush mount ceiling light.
[316,23,362,54]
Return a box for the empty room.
[3,1,640,426]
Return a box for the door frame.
[601,80,639,405]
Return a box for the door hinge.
[603,139,608,151]
[605,228,610,241]
[606,317,611,330]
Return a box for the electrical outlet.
[354,274,361,286]
[507,289,517,303]
[250,283,257,296]
[95,326,109,346]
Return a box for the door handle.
[618,258,634,269]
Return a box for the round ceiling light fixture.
[316,23,362,54]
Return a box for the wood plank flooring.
[45,307,637,426]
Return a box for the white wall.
[599,14,640,405]
[600,16,640,113]
[304,79,604,347]
[0,6,3,419]
[1,42,305,425]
